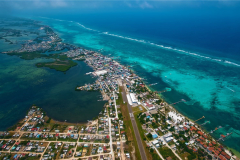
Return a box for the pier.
[75,83,100,92]
[156,87,172,94]
[200,121,210,126]
[193,116,205,123]
[210,126,222,133]
[169,99,186,105]
[217,132,232,141]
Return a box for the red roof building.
[221,151,231,160]
[190,126,197,131]
[197,131,203,136]
[215,150,220,155]
[208,147,214,152]
[1,144,6,149]
[200,137,205,141]
[218,155,227,160]
[218,148,222,152]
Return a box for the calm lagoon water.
[0,47,105,130]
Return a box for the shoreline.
[144,83,240,157]
[122,58,240,157]
[1,17,239,159]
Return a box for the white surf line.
[37,16,240,68]
[225,86,235,92]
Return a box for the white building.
[94,70,108,76]
[130,93,138,103]
[127,93,140,106]
[168,111,184,123]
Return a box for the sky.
[0,0,239,15]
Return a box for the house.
[207,147,214,153]
[98,147,103,153]
[91,148,96,155]
[152,140,158,145]
[190,126,197,131]
[83,148,87,154]
[166,156,172,160]
[152,134,158,139]
[103,146,107,153]
[218,155,227,160]
[221,151,231,160]
[75,152,81,157]
[197,131,203,136]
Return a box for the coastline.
[127,62,240,157]
[81,51,240,158]
[1,17,239,159]
[145,83,240,157]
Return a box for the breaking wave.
[39,16,240,68]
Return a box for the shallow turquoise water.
[36,17,240,152]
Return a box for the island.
[0,17,238,160]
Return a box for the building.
[127,93,140,106]
[94,70,108,76]
[130,93,139,104]
[168,111,184,123]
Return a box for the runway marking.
[130,113,134,117]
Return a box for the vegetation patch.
[36,55,77,72]
[158,147,178,160]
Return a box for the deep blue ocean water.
[0,2,239,153]
[28,6,240,152]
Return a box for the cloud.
[138,1,153,8]
[0,0,68,10]
[0,0,238,12]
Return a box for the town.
[0,49,237,160]
[0,19,238,160]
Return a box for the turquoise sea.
[32,16,240,152]
[1,5,240,153]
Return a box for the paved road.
[121,88,147,160]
